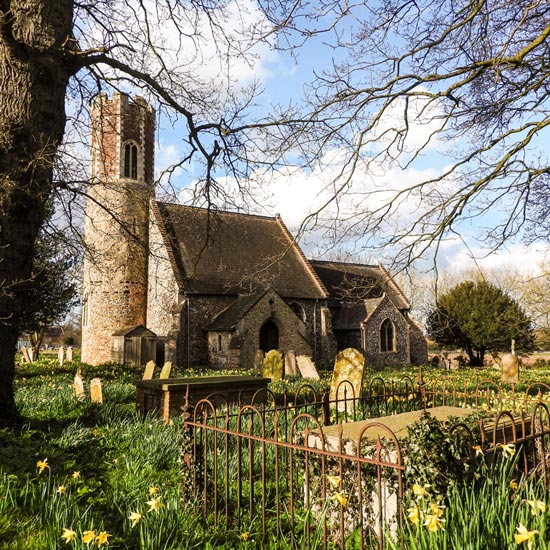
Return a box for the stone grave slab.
[159,361,172,379]
[21,346,31,363]
[296,355,319,379]
[90,378,103,404]
[284,350,297,376]
[73,373,85,401]
[143,360,156,380]
[66,346,73,362]
[58,346,65,366]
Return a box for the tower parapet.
[81,93,156,365]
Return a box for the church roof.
[309,260,410,310]
[152,202,328,299]
[331,298,385,330]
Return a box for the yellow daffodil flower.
[525,500,546,515]
[428,503,445,518]
[96,531,110,545]
[72,471,80,479]
[424,514,445,532]
[241,532,249,541]
[57,485,66,495]
[129,511,142,527]
[412,483,430,498]
[82,530,96,544]
[510,480,519,490]
[148,486,158,495]
[61,528,76,543]
[514,523,539,548]
[146,496,163,513]
[36,458,49,474]
[407,505,420,525]
[326,475,342,488]
[473,445,483,457]
[332,492,348,506]
[499,443,516,458]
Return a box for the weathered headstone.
[66,346,73,362]
[28,347,34,363]
[90,378,103,404]
[21,346,31,363]
[73,373,85,401]
[438,355,447,370]
[329,348,365,407]
[58,346,65,366]
[496,340,519,384]
[159,361,172,379]
[284,350,297,376]
[254,350,265,374]
[143,360,156,380]
[296,355,320,379]
[262,349,284,380]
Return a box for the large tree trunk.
[0,1,74,420]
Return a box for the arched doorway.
[260,319,279,353]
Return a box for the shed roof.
[152,202,327,299]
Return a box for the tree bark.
[0,0,74,420]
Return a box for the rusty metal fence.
[182,372,550,549]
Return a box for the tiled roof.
[309,260,409,309]
[153,202,327,299]
[331,298,384,330]
[207,291,267,331]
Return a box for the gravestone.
[21,346,31,363]
[496,341,519,384]
[143,360,156,380]
[90,378,103,404]
[159,361,172,379]
[438,355,447,370]
[254,350,265,374]
[329,348,365,406]
[284,350,297,376]
[58,346,65,366]
[66,346,73,362]
[296,355,319,379]
[73,373,85,401]
[262,350,284,380]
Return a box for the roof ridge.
[155,201,278,222]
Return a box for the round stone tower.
[81,93,155,365]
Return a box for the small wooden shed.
[111,325,157,367]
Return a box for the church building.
[81,93,428,370]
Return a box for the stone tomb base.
[134,375,270,422]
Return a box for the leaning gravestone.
[142,360,156,380]
[296,355,320,379]
[73,373,85,401]
[90,378,103,404]
[21,346,31,363]
[58,346,65,366]
[329,348,365,407]
[66,346,73,362]
[159,361,172,379]
[254,350,265,374]
[284,350,297,376]
[262,349,284,380]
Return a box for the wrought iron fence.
[181,372,550,549]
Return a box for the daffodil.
[407,505,420,525]
[525,499,546,515]
[241,532,249,541]
[473,445,483,457]
[412,483,430,498]
[129,511,142,527]
[499,443,516,458]
[510,479,519,490]
[428,503,445,518]
[82,530,96,544]
[146,496,163,513]
[332,492,348,506]
[72,471,80,479]
[96,531,110,545]
[56,485,67,495]
[424,513,445,532]
[61,528,76,543]
[148,486,158,495]
[36,458,49,474]
[514,523,539,548]
[326,475,341,488]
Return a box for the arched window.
[123,142,138,179]
[290,302,306,322]
[380,319,395,352]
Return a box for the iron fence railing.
[181,372,550,549]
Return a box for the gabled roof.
[112,325,156,337]
[309,260,410,310]
[207,291,267,331]
[332,298,384,330]
[152,202,327,299]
